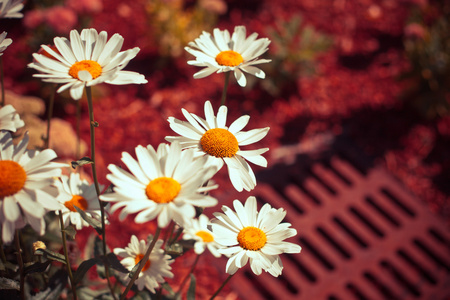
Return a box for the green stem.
[120,227,162,300]
[0,57,4,107]
[85,87,118,300]
[209,273,235,300]
[58,211,77,300]
[14,230,25,300]
[44,84,56,149]
[176,254,201,295]
[220,72,230,106]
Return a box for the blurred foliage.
[146,0,225,58]
[261,14,333,96]
[401,3,450,119]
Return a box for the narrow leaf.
[35,248,66,264]
[74,206,103,235]
[71,157,94,169]
[187,274,196,300]
[105,253,129,273]
[74,258,101,284]
[0,277,19,290]
[24,261,52,275]
[64,225,77,239]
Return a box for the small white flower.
[185,25,271,87]
[55,173,102,230]
[0,104,24,132]
[114,235,174,293]
[100,142,218,228]
[0,32,12,56]
[211,196,301,277]
[166,100,269,192]
[28,28,147,100]
[0,0,24,19]
[183,214,223,257]
[0,132,66,243]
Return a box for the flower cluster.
[0,12,300,299]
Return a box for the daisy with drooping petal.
[28,28,147,100]
[0,0,24,18]
[183,214,223,257]
[114,235,174,293]
[166,100,269,192]
[100,142,218,228]
[54,173,103,230]
[0,104,24,132]
[0,32,12,56]
[185,25,271,87]
[0,131,66,243]
[211,196,301,277]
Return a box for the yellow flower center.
[215,50,244,67]
[68,60,102,80]
[195,230,214,243]
[145,177,181,204]
[0,160,27,198]
[64,195,88,212]
[134,254,151,272]
[200,128,239,158]
[237,226,267,251]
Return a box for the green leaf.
[31,269,67,300]
[24,261,52,275]
[186,274,196,300]
[165,242,183,257]
[64,225,77,239]
[34,248,66,264]
[71,157,94,169]
[161,282,175,297]
[73,258,101,285]
[74,206,103,235]
[105,253,128,273]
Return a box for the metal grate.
[215,141,450,300]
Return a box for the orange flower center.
[64,195,88,212]
[237,226,267,251]
[134,254,151,272]
[145,177,181,204]
[195,230,214,243]
[215,50,244,66]
[200,128,239,158]
[0,160,27,198]
[69,60,102,80]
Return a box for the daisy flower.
[166,100,269,192]
[0,104,24,132]
[100,142,218,228]
[114,235,174,293]
[211,196,301,277]
[183,214,223,257]
[0,131,66,243]
[0,32,12,56]
[28,28,147,100]
[0,0,24,18]
[185,25,271,87]
[55,173,102,230]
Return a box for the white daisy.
[0,131,66,243]
[54,173,103,230]
[28,28,147,100]
[166,100,269,192]
[114,235,174,293]
[183,214,223,257]
[0,104,24,132]
[0,32,12,56]
[185,25,271,87]
[0,0,24,18]
[211,196,301,277]
[100,142,218,228]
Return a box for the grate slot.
[365,196,401,228]
[346,283,369,300]
[323,159,353,186]
[413,239,450,271]
[380,188,416,217]
[289,176,322,206]
[316,226,352,259]
[328,296,339,300]
[243,271,275,300]
[284,252,317,283]
[299,236,335,270]
[349,206,384,238]
[428,227,449,247]
[306,166,337,195]
[332,216,368,248]
[380,260,421,297]
[363,271,398,299]
[278,274,299,295]
[397,249,437,285]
